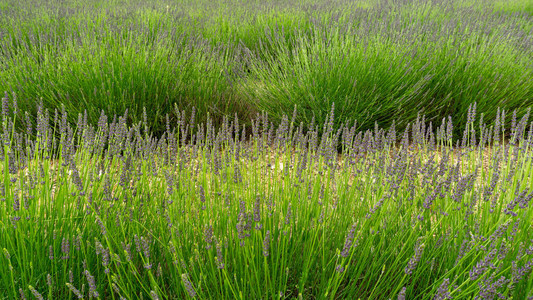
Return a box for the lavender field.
[0,0,533,299]
[0,0,532,135]
[0,100,532,299]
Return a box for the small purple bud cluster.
[340,223,357,258]
[61,238,70,260]
[66,283,84,299]
[366,197,385,218]
[236,200,251,246]
[469,248,497,281]
[138,236,152,270]
[49,245,54,261]
[434,278,452,300]
[198,185,206,210]
[204,225,213,249]
[478,273,510,300]
[84,269,99,298]
[181,273,196,298]
[397,287,406,300]
[96,217,107,236]
[405,242,425,275]
[95,239,111,273]
[253,195,262,230]
[28,286,44,300]
[150,290,160,300]
[46,274,52,288]
[511,258,533,285]
[215,239,225,269]
[335,265,345,273]
[284,203,292,225]
[263,230,271,257]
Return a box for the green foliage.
[0,103,532,299]
[0,0,531,138]
[240,0,532,137]
[494,0,533,16]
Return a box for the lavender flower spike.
[181,274,196,298]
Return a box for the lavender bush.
[0,0,531,137]
[0,96,532,298]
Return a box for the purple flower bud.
[284,203,292,225]
[198,185,206,210]
[397,287,406,300]
[263,231,271,257]
[66,283,83,299]
[150,290,160,300]
[141,236,150,259]
[341,224,357,258]
[181,274,196,298]
[28,286,43,300]
[84,270,99,298]
[2,91,9,118]
[434,278,451,300]
[61,238,70,260]
[336,265,345,273]
[405,242,425,275]
[215,240,224,269]
[204,225,213,249]
[96,217,107,236]
[469,248,497,280]
[236,201,247,245]
[253,195,262,229]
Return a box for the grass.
[0,99,532,299]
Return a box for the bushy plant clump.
[0,0,532,137]
[0,94,532,298]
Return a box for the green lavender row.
[0,95,532,299]
[1,0,532,137]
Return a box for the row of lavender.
[0,93,532,298]
[1,0,532,138]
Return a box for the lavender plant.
[0,98,531,298]
[0,0,531,138]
